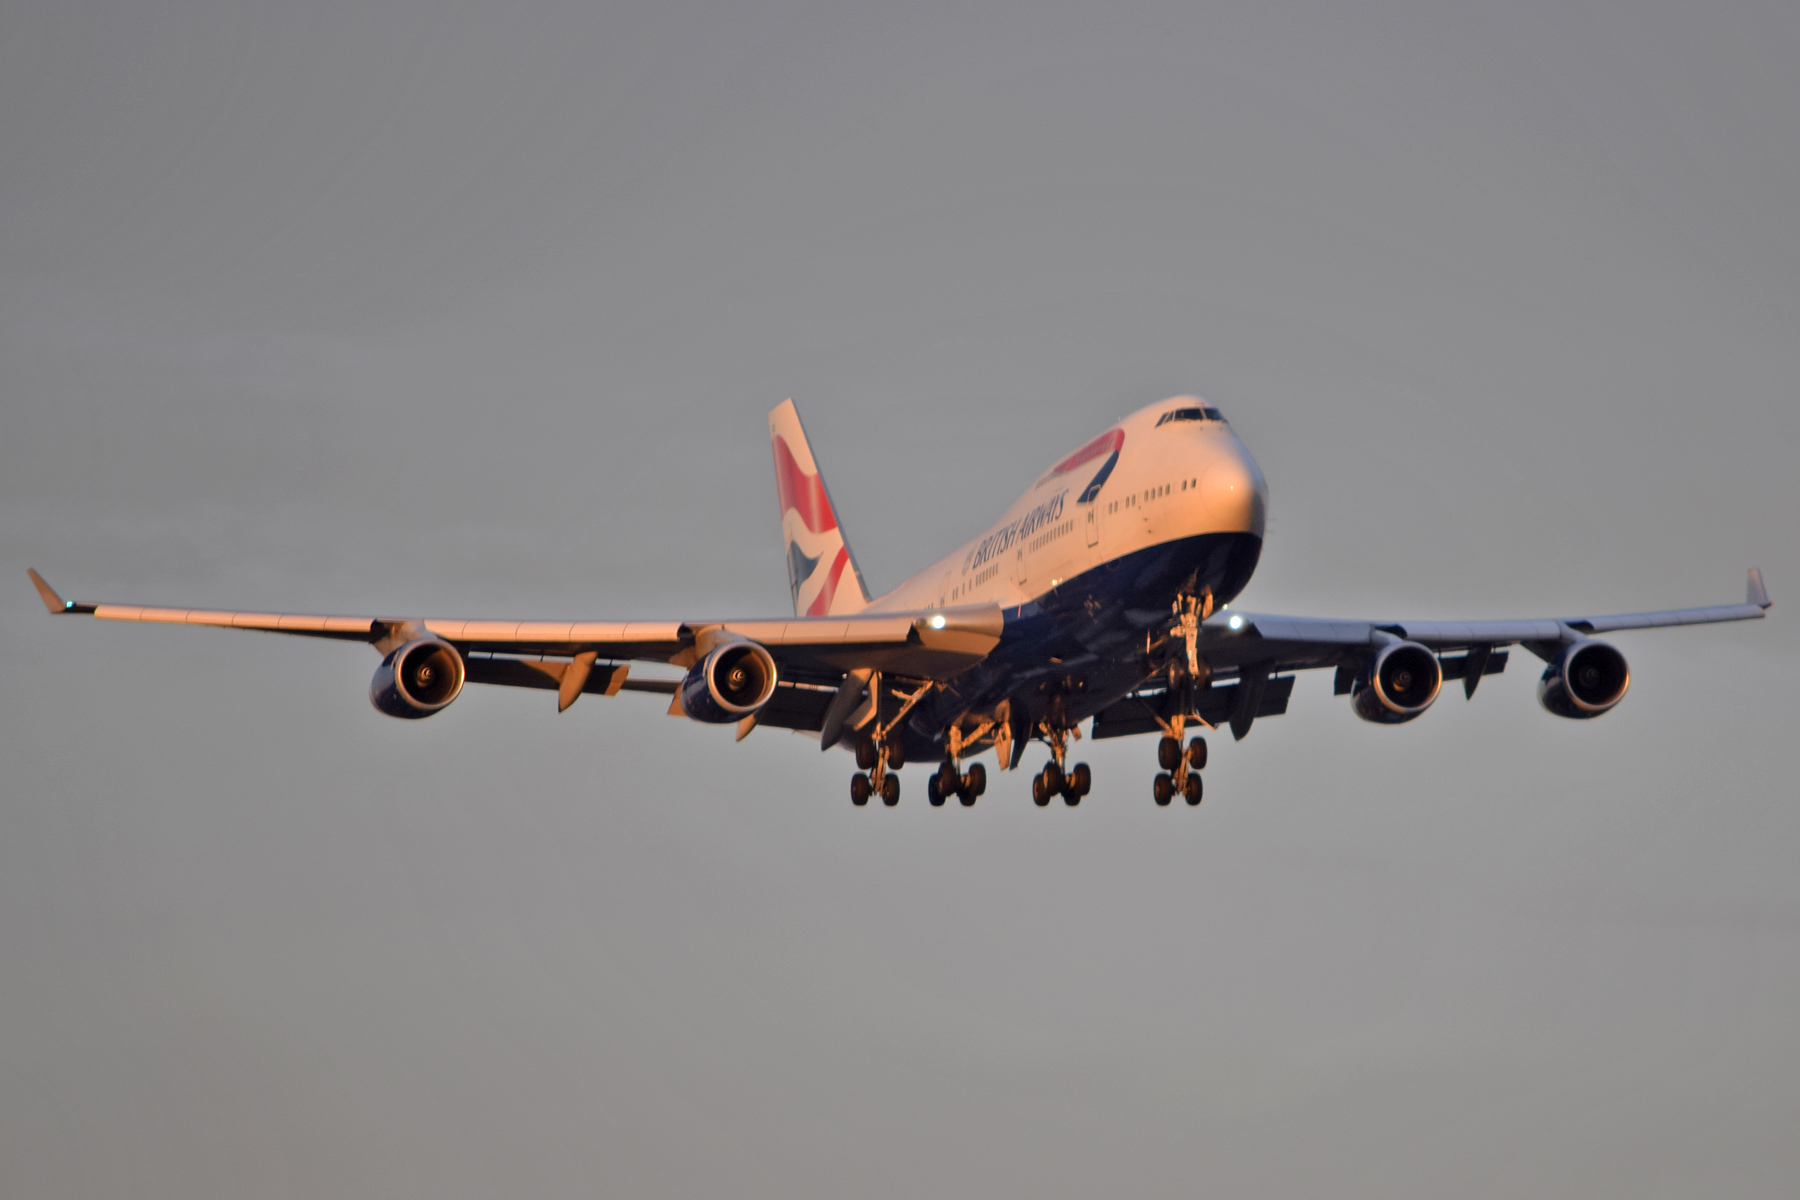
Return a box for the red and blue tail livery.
[769,399,872,618]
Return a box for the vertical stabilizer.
[769,400,872,616]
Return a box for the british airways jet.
[29,397,1771,808]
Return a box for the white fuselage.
[870,397,1268,613]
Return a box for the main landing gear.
[926,758,987,807]
[1153,735,1206,806]
[1030,725,1091,807]
[850,732,904,806]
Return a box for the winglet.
[1748,568,1771,609]
[27,569,89,615]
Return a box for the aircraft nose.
[1197,440,1267,536]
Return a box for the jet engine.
[1351,640,1443,724]
[1538,640,1629,719]
[370,638,466,719]
[677,639,778,723]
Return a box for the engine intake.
[371,638,466,719]
[1351,640,1442,724]
[1538,640,1629,719]
[678,640,778,723]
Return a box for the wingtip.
[1748,567,1771,610]
[27,569,94,615]
[28,568,68,614]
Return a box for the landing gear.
[934,759,959,806]
[960,762,985,806]
[1030,724,1091,806]
[1153,732,1209,806]
[854,734,901,807]
[1154,767,1204,806]
[1066,762,1091,806]
[926,757,986,808]
[1032,758,1090,806]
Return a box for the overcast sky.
[3,3,1797,1197]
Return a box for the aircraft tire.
[880,775,900,806]
[1183,772,1203,806]
[1158,736,1182,771]
[1187,737,1208,771]
[1153,773,1174,806]
[927,776,946,807]
[851,773,871,806]
[1070,762,1092,797]
[1032,774,1051,806]
[1042,762,1064,796]
[963,763,986,798]
[855,736,878,771]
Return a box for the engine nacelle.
[677,639,778,723]
[1351,640,1443,725]
[1538,640,1629,719]
[370,638,466,719]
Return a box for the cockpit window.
[1155,406,1226,426]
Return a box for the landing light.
[929,614,946,629]
[1228,614,1244,630]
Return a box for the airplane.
[28,396,1771,809]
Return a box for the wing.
[25,569,1003,700]
[1095,569,1771,742]
[1210,568,1770,666]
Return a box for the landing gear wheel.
[1153,773,1174,806]
[927,775,946,807]
[1158,736,1182,772]
[880,774,901,806]
[1183,772,1203,806]
[1063,788,1081,807]
[1069,762,1092,798]
[1187,737,1208,771]
[885,739,905,770]
[1032,774,1051,806]
[1041,762,1064,796]
[851,773,871,806]
[855,736,879,771]
[961,763,986,803]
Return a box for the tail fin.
[769,400,872,616]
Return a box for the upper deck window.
[1155,406,1224,427]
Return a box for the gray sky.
[3,2,1797,1196]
